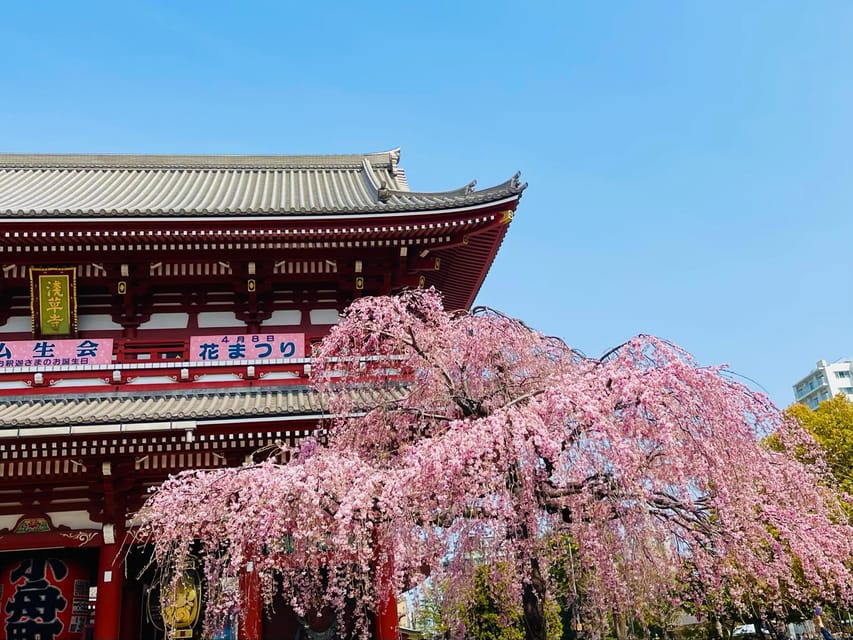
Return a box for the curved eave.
[0,196,523,249]
[0,184,524,218]
[0,149,526,218]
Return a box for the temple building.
[0,149,525,640]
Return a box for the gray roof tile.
[0,149,525,217]
[0,385,406,431]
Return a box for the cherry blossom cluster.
[137,289,853,640]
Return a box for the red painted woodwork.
[0,530,101,552]
[374,543,399,640]
[93,544,123,640]
[240,562,262,640]
[375,590,399,640]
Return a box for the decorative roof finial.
[378,181,391,203]
[389,148,401,176]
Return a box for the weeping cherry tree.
[137,289,853,640]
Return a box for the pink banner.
[190,333,305,362]
[0,338,113,366]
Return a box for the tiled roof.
[0,385,406,431]
[0,149,525,217]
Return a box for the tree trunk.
[614,611,629,640]
[709,615,722,640]
[751,614,766,640]
[522,557,548,640]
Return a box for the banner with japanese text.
[189,333,305,362]
[29,268,78,337]
[0,338,113,367]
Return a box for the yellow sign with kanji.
[29,268,78,337]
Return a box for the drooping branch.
[138,290,853,640]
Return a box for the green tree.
[415,578,452,639]
[786,394,853,493]
[417,563,564,640]
[461,564,526,640]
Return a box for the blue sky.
[1,1,851,407]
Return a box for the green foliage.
[418,602,444,635]
[460,564,525,640]
[416,578,452,638]
[544,594,564,640]
[786,394,853,493]
[418,563,564,640]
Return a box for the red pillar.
[93,534,123,640]
[374,545,399,640]
[375,589,399,640]
[240,560,263,640]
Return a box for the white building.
[793,359,853,409]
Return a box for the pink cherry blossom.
[137,289,853,640]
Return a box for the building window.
[836,370,851,378]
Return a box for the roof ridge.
[0,149,402,171]
[360,157,384,203]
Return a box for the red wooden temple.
[0,149,525,640]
